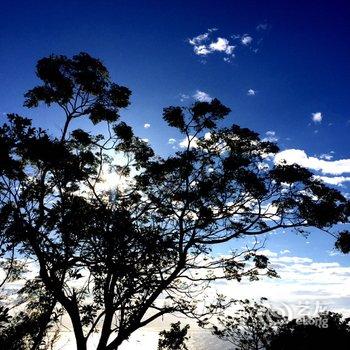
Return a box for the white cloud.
[312,112,323,123]
[168,138,177,145]
[179,136,199,149]
[188,30,235,60]
[258,249,278,257]
[144,123,151,129]
[209,37,235,54]
[193,90,212,102]
[188,25,269,61]
[275,256,313,264]
[275,149,350,175]
[280,249,291,255]
[247,89,256,96]
[194,44,211,56]
[241,34,253,45]
[188,27,264,63]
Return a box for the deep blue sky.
[0,0,349,262]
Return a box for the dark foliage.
[0,279,58,350]
[212,300,350,350]
[269,312,350,350]
[24,52,131,126]
[212,298,286,350]
[335,230,350,253]
[158,322,190,350]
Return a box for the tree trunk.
[96,312,113,350]
[105,335,125,350]
[75,334,87,350]
[68,305,87,350]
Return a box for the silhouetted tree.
[212,300,350,350]
[269,311,350,350]
[335,230,350,253]
[0,52,349,349]
[212,298,286,350]
[158,321,190,350]
[0,278,61,349]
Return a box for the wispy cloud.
[263,130,278,142]
[247,88,256,96]
[143,123,151,129]
[179,93,189,102]
[188,32,209,46]
[193,90,212,102]
[316,176,350,186]
[256,23,269,31]
[241,34,253,45]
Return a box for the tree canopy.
[0,52,349,350]
[269,311,350,350]
[212,298,286,350]
[211,299,350,350]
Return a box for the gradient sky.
[1,0,350,333]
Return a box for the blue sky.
[1,0,350,326]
